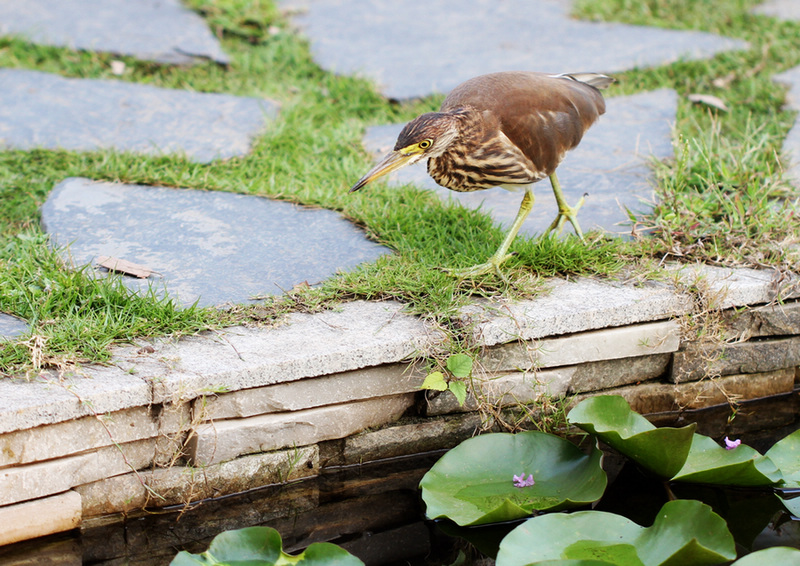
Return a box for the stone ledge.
[0,490,81,547]
[188,394,416,466]
[0,438,156,506]
[75,445,319,517]
[481,320,679,373]
[671,336,800,383]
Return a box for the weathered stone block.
[198,362,425,420]
[567,353,671,394]
[424,353,671,416]
[0,404,188,467]
[142,301,442,403]
[0,368,150,435]
[671,336,800,382]
[722,300,800,340]
[187,394,415,466]
[578,368,796,415]
[0,490,81,546]
[0,439,155,506]
[340,414,484,465]
[481,321,680,373]
[75,445,319,517]
[482,320,679,373]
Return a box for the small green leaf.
[420,371,448,391]
[765,428,800,487]
[448,380,468,406]
[446,353,473,378]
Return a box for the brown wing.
[440,72,606,176]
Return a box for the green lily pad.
[765,429,800,515]
[672,434,782,486]
[170,526,364,566]
[731,547,800,565]
[567,395,696,479]
[766,428,800,487]
[496,500,736,566]
[419,431,607,526]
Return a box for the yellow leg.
[545,172,585,240]
[445,187,535,281]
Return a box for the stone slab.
[586,367,797,415]
[0,368,150,435]
[460,265,800,347]
[339,414,483,466]
[482,320,679,373]
[772,65,800,186]
[198,362,425,420]
[41,177,388,307]
[0,438,155,506]
[282,0,746,100]
[671,335,800,383]
[0,490,82,547]
[0,403,188,468]
[75,445,319,516]
[130,300,442,404]
[361,89,677,237]
[753,0,800,20]
[0,0,229,64]
[187,394,415,466]
[0,313,28,342]
[722,300,800,340]
[461,277,691,347]
[0,70,275,162]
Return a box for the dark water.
[1,391,798,566]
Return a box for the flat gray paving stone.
[281,0,747,100]
[0,69,277,163]
[0,0,229,65]
[360,89,677,238]
[0,314,29,341]
[753,0,800,20]
[772,66,800,186]
[41,178,389,307]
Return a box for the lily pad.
[767,428,800,515]
[419,431,607,526]
[731,547,800,565]
[496,500,736,566]
[672,433,782,486]
[170,526,364,566]
[567,395,696,479]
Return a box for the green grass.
[1,0,799,375]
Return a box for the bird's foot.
[443,253,514,283]
[545,193,587,240]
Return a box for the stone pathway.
[0,1,790,339]
[0,69,277,162]
[281,0,747,100]
[0,0,230,65]
[757,3,800,186]
[41,178,389,307]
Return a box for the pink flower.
[513,473,535,488]
[723,437,741,450]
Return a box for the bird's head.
[350,112,460,192]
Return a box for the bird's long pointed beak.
[350,150,415,193]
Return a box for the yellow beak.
[350,150,417,193]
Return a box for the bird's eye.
[418,139,432,149]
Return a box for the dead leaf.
[688,93,728,112]
[96,256,155,279]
